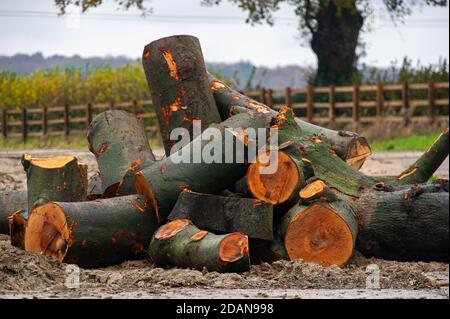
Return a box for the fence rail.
[1,81,449,141]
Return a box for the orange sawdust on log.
[155,219,190,240]
[246,151,300,205]
[159,48,179,81]
[284,204,354,267]
[211,80,226,91]
[219,233,248,263]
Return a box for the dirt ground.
[0,150,448,299]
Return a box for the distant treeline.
[0,57,448,110]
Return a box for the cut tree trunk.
[148,219,250,272]
[87,110,156,197]
[8,210,28,248]
[168,189,273,240]
[24,195,159,268]
[22,154,88,211]
[280,201,358,267]
[208,73,372,169]
[143,35,222,155]
[354,183,449,262]
[116,111,272,223]
[0,189,27,234]
[395,127,449,185]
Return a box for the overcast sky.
[0,0,448,67]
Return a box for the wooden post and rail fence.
[1,81,449,142]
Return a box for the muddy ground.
[0,150,448,299]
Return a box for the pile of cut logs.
[1,35,448,272]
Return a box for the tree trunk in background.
[311,1,364,86]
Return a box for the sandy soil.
[0,150,448,299]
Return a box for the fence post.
[260,88,266,105]
[64,104,70,137]
[109,101,115,111]
[307,85,314,123]
[352,84,360,132]
[376,82,384,127]
[401,82,410,127]
[86,103,92,129]
[42,106,48,136]
[132,100,138,114]
[329,85,336,129]
[1,109,7,139]
[285,87,292,108]
[428,81,436,125]
[267,89,273,108]
[22,107,28,142]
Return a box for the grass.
[369,132,442,152]
[0,134,163,151]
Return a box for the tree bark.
[208,73,372,169]
[148,219,250,273]
[22,154,88,211]
[116,111,272,223]
[354,183,449,262]
[143,35,222,155]
[87,110,156,197]
[0,189,27,234]
[311,1,364,86]
[280,201,358,267]
[168,190,273,240]
[24,195,159,268]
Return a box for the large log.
[280,201,358,267]
[87,110,156,197]
[22,154,87,211]
[354,183,449,262]
[0,189,27,234]
[208,73,372,169]
[148,219,250,273]
[168,190,273,240]
[117,111,272,222]
[24,195,159,268]
[143,35,222,155]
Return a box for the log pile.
[0,35,448,272]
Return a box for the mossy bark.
[148,219,250,273]
[143,35,222,155]
[22,154,88,211]
[24,195,159,268]
[117,112,272,222]
[354,183,449,262]
[87,110,156,197]
[395,127,449,185]
[208,73,372,169]
[0,189,27,234]
[168,190,273,240]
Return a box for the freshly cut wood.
[396,127,449,185]
[8,210,28,248]
[354,183,449,262]
[143,35,222,155]
[87,110,156,197]
[0,189,27,234]
[22,154,87,211]
[117,111,272,222]
[168,190,273,240]
[280,201,358,267]
[299,179,338,203]
[208,73,372,169]
[148,219,250,272]
[24,195,159,268]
